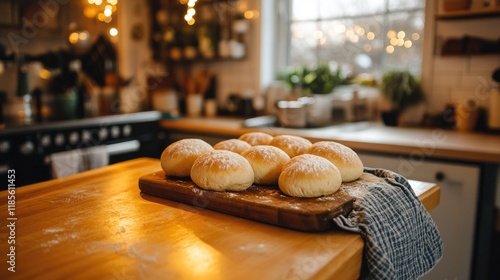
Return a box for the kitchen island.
[160,116,500,280]
[0,158,439,279]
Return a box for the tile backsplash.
[430,55,500,114]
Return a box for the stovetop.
[0,111,161,136]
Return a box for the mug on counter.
[186,94,204,117]
[455,98,479,132]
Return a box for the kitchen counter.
[160,117,500,164]
[0,158,439,279]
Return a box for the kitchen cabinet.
[358,153,481,280]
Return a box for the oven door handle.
[44,140,142,165]
[106,140,141,156]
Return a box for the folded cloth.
[49,149,80,179]
[333,168,443,280]
[49,146,109,179]
[79,145,109,172]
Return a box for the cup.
[204,99,217,117]
[455,98,479,132]
[186,94,203,117]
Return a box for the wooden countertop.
[0,158,439,280]
[160,117,500,164]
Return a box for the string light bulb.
[183,0,198,25]
[85,0,117,24]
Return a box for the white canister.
[186,94,204,117]
[488,87,500,129]
[307,93,334,127]
[275,100,307,128]
[204,99,217,117]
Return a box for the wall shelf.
[436,7,500,20]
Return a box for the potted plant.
[278,64,344,95]
[379,70,425,126]
[278,64,345,126]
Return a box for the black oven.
[0,111,161,188]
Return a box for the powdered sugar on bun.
[306,141,363,182]
[160,138,213,177]
[191,150,254,191]
[269,134,312,158]
[241,145,290,185]
[238,132,273,146]
[213,139,252,154]
[278,154,342,198]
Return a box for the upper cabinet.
[434,0,500,56]
[148,0,250,64]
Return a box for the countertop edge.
[160,117,500,164]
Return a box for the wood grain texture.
[160,117,500,163]
[139,171,355,232]
[409,179,441,212]
[0,158,439,280]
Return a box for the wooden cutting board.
[139,170,356,232]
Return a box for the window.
[286,0,425,79]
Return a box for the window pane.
[288,0,425,78]
[290,21,319,66]
[292,0,319,20]
[319,0,386,18]
[381,10,425,74]
[388,0,424,11]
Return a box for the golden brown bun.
[213,139,252,154]
[241,145,290,185]
[238,132,273,146]
[278,154,342,197]
[269,134,312,158]
[160,139,213,177]
[306,141,363,182]
[191,150,254,191]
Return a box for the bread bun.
[269,134,312,158]
[213,139,252,154]
[278,154,342,198]
[241,145,290,185]
[160,139,213,177]
[190,150,254,191]
[238,132,273,146]
[306,141,363,182]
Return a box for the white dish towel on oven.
[49,145,109,179]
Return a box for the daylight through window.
[288,0,425,79]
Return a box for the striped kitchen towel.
[333,168,443,280]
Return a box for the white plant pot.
[307,93,334,127]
